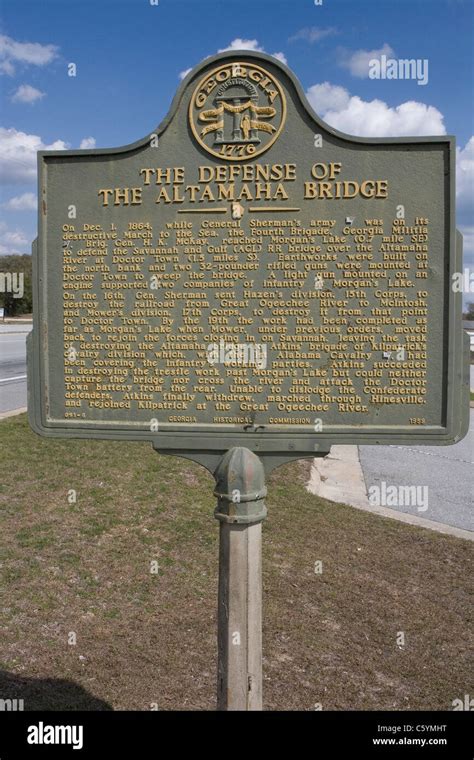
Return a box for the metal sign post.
[214,447,267,710]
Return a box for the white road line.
[0,374,27,384]
[387,444,474,465]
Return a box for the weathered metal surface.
[215,448,264,710]
[214,446,267,524]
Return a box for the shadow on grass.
[0,670,112,710]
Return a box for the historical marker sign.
[28,51,469,461]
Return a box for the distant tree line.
[0,254,32,316]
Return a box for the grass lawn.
[0,414,472,711]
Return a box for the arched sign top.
[38,50,455,162]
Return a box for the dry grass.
[0,414,472,710]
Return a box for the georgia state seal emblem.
[189,61,286,161]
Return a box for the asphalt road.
[359,410,474,532]
[0,326,31,413]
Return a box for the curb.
[0,407,27,420]
[307,445,369,510]
[346,490,473,541]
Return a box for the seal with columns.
[189,61,286,161]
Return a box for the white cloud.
[338,43,394,78]
[11,84,45,104]
[218,38,287,65]
[218,38,263,54]
[272,52,287,65]
[79,136,96,149]
[456,137,474,213]
[306,82,350,114]
[0,127,68,184]
[0,221,29,255]
[289,26,338,44]
[179,38,287,78]
[306,81,445,137]
[0,33,58,76]
[0,59,14,76]
[3,192,37,211]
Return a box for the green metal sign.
[28,51,470,470]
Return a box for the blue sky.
[0,0,473,280]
